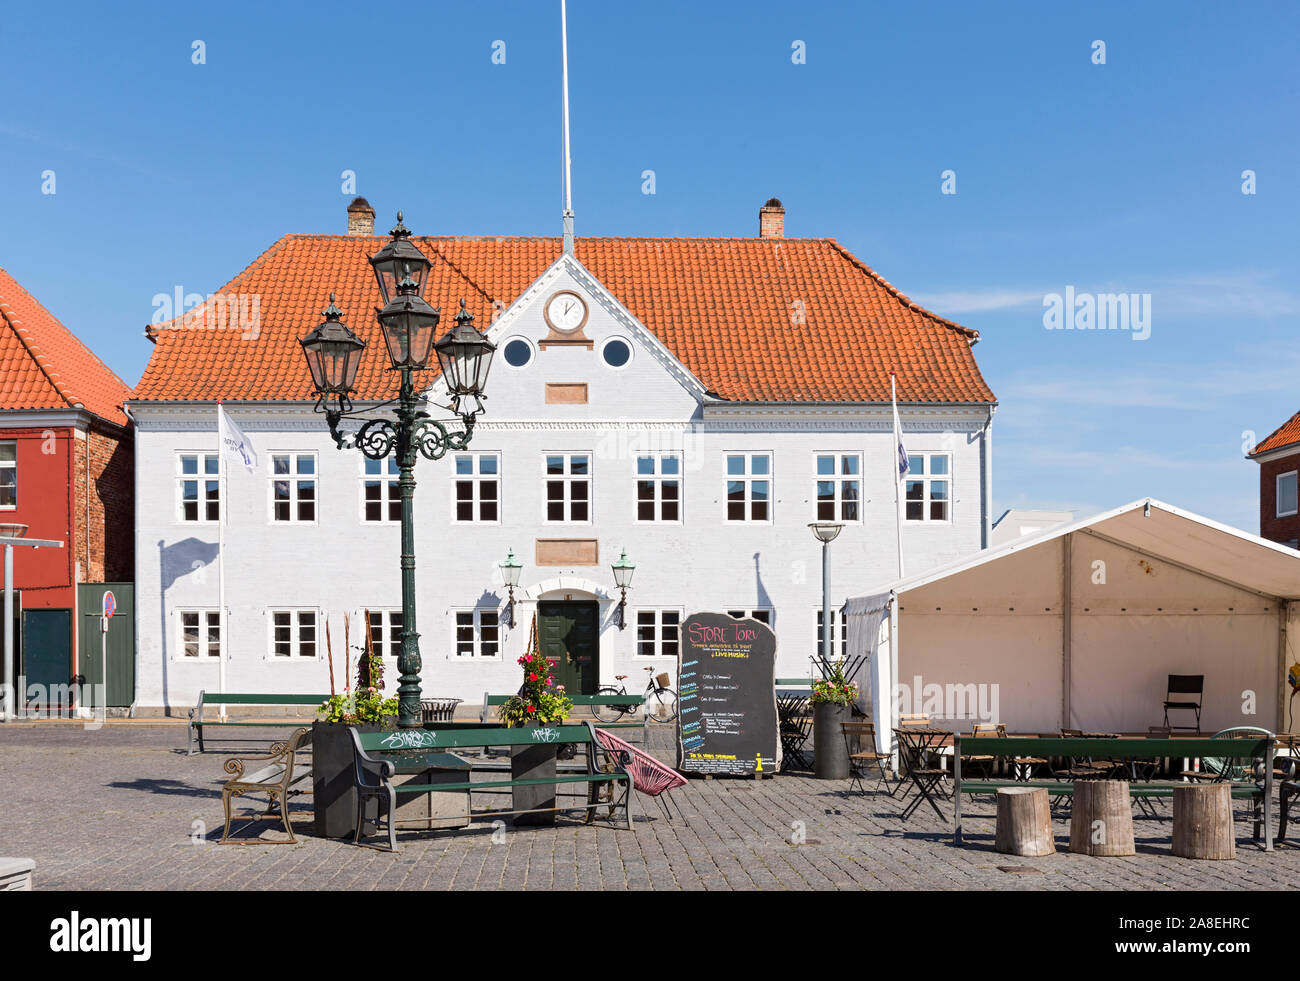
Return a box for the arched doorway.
[520,578,609,696]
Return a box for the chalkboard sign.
[677,611,780,776]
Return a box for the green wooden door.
[21,609,71,712]
[78,583,134,707]
[537,601,599,696]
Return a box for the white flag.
[218,404,257,473]
[891,381,909,480]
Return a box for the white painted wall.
[131,258,991,709]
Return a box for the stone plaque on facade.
[677,611,780,776]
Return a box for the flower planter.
[312,721,381,838]
[813,702,852,780]
[510,725,559,826]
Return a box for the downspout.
[982,404,995,549]
[122,402,137,716]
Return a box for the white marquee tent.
[846,499,1300,754]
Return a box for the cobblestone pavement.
[2,723,1297,891]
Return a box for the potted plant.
[312,614,399,837]
[810,659,858,779]
[498,617,573,825]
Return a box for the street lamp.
[610,548,635,630]
[300,214,497,728]
[499,548,523,626]
[809,522,843,670]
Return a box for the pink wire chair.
[592,727,687,798]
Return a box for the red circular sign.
[103,591,116,619]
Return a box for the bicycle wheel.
[647,687,678,723]
[592,687,628,723]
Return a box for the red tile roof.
[1251,409,1300,457]
[134,235,996,406]
[0,267,132,426]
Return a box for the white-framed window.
[271,453,317,522]
[178,609,221,659]
[815,609,848,659]
[0,441,16,509]
[362,458,400,523]
[635,609,681,658]
[501,336,536,370]
[601,336,633,369]
[636,454,681,522]
[269,609,319,659]
[815,453,861,522]
[726,453,771,522]
[1278,471,1298,518]
[905,453,950,522]
[454,609,501,658]
[454,453,500,522]
[178,453,220,522]
[727,609,774,627]
[544,453,590,522]
[367,609,404,659]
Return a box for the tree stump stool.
[1068,781,1135,856]
[1172,783,1236,860]
[995,787,1055,856]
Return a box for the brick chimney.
[759,197,785,239]
[346,197,376,236]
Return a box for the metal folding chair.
[842,721,895,796]
[1162,674,1204,734]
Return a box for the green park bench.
[951,734,1276,850]
[188,691,327,755]
[479,692,648,739]
[350,722,633,850]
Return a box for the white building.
[127,198,997,711]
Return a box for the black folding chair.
[842,721,896,796]
[1162,674,1204,734]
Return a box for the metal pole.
[2,543,11,721]
[821,538,831,665]
[395,368,423,728]
[560,0,575,254]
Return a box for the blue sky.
[1,1,1296,531]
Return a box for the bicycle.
[594,667,678,724]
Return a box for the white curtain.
[845,592,892,754]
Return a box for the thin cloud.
[916,270,1300,321]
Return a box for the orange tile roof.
[1251,409,1300,457]
[134,235,996,406]
[0,267,132,426]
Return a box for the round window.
[602,337,632,368]
[503,337,534,368]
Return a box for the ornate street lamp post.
[300,214,496,728]
[809,522,843,670]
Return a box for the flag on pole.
[891,377,909,480]
[891,373,907,580]
[218,403,257,473]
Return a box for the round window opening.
[602,338,632,368]
[503,338,533,368]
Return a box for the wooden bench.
[219,726,314,844]
[350,722,634,851]
[952,735,1275,850]
[187,691,327,755]
[479,692,648,740]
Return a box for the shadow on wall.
[158,538,220,714]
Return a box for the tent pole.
[1062,533,1072,730]
[1279,601,1288,733]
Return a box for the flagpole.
[891,373,905,580]
[560,0,575,255]
[217,402,227,721]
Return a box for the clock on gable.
[543,289,589,335]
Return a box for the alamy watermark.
[893,675,999,724]
[151,286,261,339]
[2,677,105,729]
[1042,286,1151,341]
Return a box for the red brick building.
[0,268,133,705]
[1248,409,1300,549]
